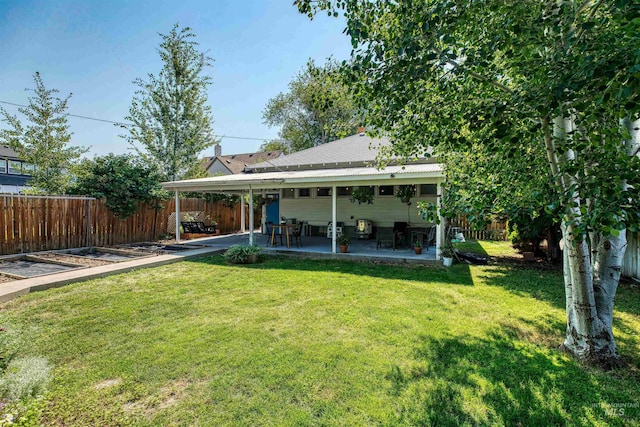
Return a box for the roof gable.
[249,134,394,172]
[203,149,284,174]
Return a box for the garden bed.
[0,256,83,278]
[62,247,155,262]
[117,242,206,254]
[32,253,113,267]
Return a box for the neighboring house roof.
[249,134,394,172]
[203,150,284,174]
[0,145,21,160]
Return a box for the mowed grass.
[1,241,639,426]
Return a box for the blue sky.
[0,0,351,158]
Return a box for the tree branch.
[445,60,513,94]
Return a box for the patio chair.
[290,221,304,248]
[425,225,436,249]
[376,227,396,250]
[393,222,408,248]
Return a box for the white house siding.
[280,194,438,228]
[622,231,640,281]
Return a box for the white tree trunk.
[544,116,623,366]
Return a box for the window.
[298,188,311,198]
[378,185,394,196]
[8,160,21,175]
[316,187,331,197]
[337,186,352,196]
[420,184,437,195]
[0,159,6,174]
[282,188,295,199]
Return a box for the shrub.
[223,244,261,264]
[0,357,51,402]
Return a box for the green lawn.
[1,241,639,426]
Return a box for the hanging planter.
[396,185,416,204]
[350,186,374,205]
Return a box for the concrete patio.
[189,231,439,264]
[0,231,440,304]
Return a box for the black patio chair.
[376,227,396,250]
[290,221,304,248]
[393,222,408,248]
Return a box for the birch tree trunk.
[544,116,631,367]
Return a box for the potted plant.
[223,244,262,264]
[350,186,374,205]
[338,234,350,253]
[395,185,416,204]
[440,245,455,267]
[413,239,423,254]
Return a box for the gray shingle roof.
[202,150,284,174]
[0,145,21,159]
[249,134,392,171]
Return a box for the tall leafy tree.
[263,59,361,152]
[123,24,216,181]
[0,72,86,194]
[69,154,167,219]
[297,0,640,367]
[259,139,290,154]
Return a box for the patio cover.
[161,163,445,254]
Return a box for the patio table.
[270,224,296,248]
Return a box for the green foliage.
[0,72,87,194]
[259,139,289,154]
[68,154,168,218]
[122,24,216,181]
[262,59,361,152]
[296,0,640,237]
[0,357,51,403]
[0,326,50,427]
[0,398,45,427]
[395,185,415,203]
[0,328,16,373]
[222,244,261,264]
[417,201,439,224]
[439,245,454,258]
[349,186,374,205]
[338,234,350,245]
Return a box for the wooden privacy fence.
[449,215,508,241]
[622,231,640,281]
[0,195,258,255]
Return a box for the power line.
[0,99,283,142]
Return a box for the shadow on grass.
[386,325,640,426]
[451,240,490,258]
[479,264,640,366]
[185,254,475,286]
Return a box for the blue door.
[265,194,280,228]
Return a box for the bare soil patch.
[0,275,16,283]
[33,253,112,267]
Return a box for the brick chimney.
[214,144,222,157]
